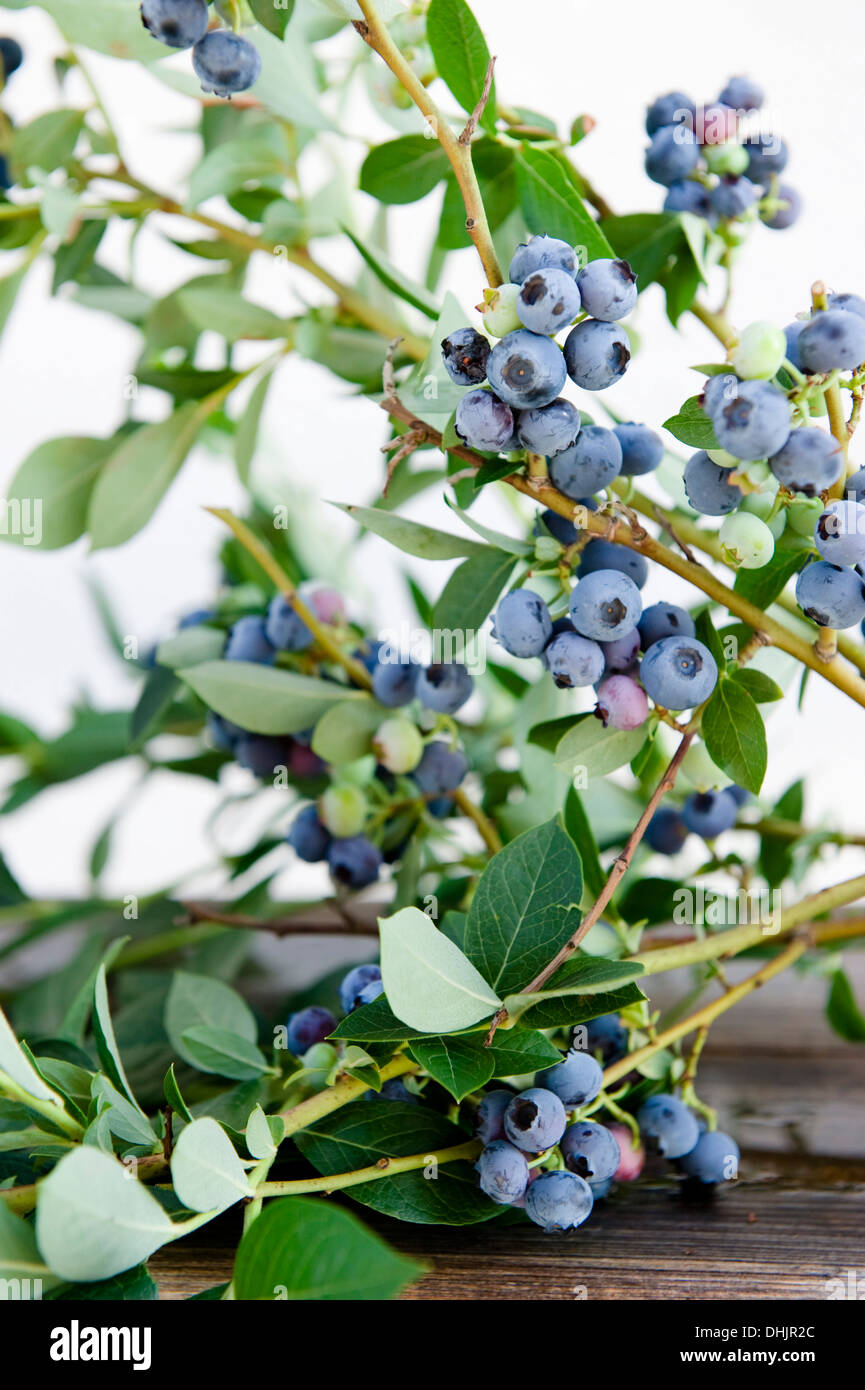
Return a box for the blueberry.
[768,427,844,496]
[544,631,605,688]
[539,508,580,546]
[814,501,865,565]
[711,381,792,461]
[701,372,740,417]
[679,1129,740,1183]
[614,422,664,476]
[524,1170,594,1232]
[640,636,718,710]
[504,1087,567,1152]
[415,663,473,714]
[827,293,865,320]
[225,615,276,664]
[663,180,714,220]
[595,674,648,730]
[357,978,384,1007]
[339,963,382,1014]
[683,451,743,515]
[475,1140,529,1205]
[726,784,751,807]
[515,398,581,456]
[564,319,631,390]
[645,806,689,854]
[493,589,553,658]
[265,594,313,652]
[600,627,641,674]
[637,1093,699,1158]
[743,134,789,183]
[207,712,244,751]
[355,639,385,673]
[535,1050,603,1109]
[645,125,700,186]
[784,320,806,371]
[191,29,262,97]
[516,267,581,335]
[638,603,695,651]
[454,388,515,452]
[413,740,468,794]
[578,538,649,589]
[0,154,10,193]
[691,104,738,145]
[373,717,423,774]
[140,0,208,49]
[363,1077,419,1103]
[287,805,331,862]
[441,327,490,385]
[718,76,764,111]
[235,734,288,779]
[760,184,801,231]
[583,1014,628,1065]
[847,467,865,504]
[682,789,738,838]
[509,235,579,284]
[475,1089,514,1144]
[798,309,865,372]
[177,607,215,629]
[286,1005,336,1056]
[645,92,696,136]
[486,329,567,408]
[569,569,642,642]
[711,175,758,219]
[560,1121,621,1183]
[795,561,865,629]
[372,658,417,708]
[576,259,638,322]
[326,836,382,890]
[549,425,623,495]
[0,37,23,77]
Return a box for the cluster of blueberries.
[646,782,750,853]
[645,76,800,233]
[0,35,24,193]
[442,235,638,459]
[285,961,386,1057]
[140,0,261,98]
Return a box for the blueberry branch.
[259,1139,480,1198]
[279,1054,419,1134]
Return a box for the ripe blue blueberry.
[614,422,664,476]
[702,372,739,417]
[0,155,10,192]
[682,789,738,838]
[535,1050,603,1109]
[784,320,806,371]
[638,602,696,650]
[795,561,865,629]
[679,1129,740,1183]
[0,37,23,77]
[814,501,865,565]
[515,398,581,456]
[524,1170,594,1232]
[711,175,758,219]
[663,180,714,220]
[363,1078,419,1103]
[265,594,313,652]
[768,427,844,496]
[487,329,567,408]
[413,740,468,794]
[441,327,490,385]
[287,805,331,863]
[726,785,751,807]
[475,1140,529,1205]
[600,627,641,674]
[645,92,696,136]
[827,292,865,320]
[569,569,642,642]
[560,1121,621,1183]
[544,631,605,688]
[645,124,700,185]
[475,1089,513,1144]
[338,964,382,1014]
[718,75,764,111]
[549,425,623,495]
[846,467,865,504]
[578,538,649,589]
[235,734,287,779]
[509,234,579,284]
[504,1087,567,1152]
[743,134,789,182]
[286,1005,336,1056]
[640,636,718,710]
[760,184,801,230]
[583,1014,628,1065]
[493,588,553,658]
[576,259,638,322]
[372,658,417,708]
[326,836,383,890]
[638,1093,700,1158]
[645,806,689,854]
[516,267,581,335]
[207,712,244,751]
[564,319,631,391]
[140,0,209,49]
[798,310,865,372]
[711,380,792,461]
[539,508,581,546]
[225,615,276,664]
[192,30,262,97]
[415,663,473,714]
[454,388,514,451]
[357,978,384,1006]
[684,451,743,515]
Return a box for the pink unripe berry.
[595,676,649,731]
[300,583,345,624]
[691,103,738,145]
[607,1123,645,1182]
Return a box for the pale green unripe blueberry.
[319,783,367,837]
[372,716,424,774]
[719,511,775,568]
[731,321,787,380]
[707,446,740,468]
[786,495,825,536]
[480,282,522,337]
[299,1043,339,1092]
[704,141,749,176]
[739,459,773,489]
[740,490,786,539]
[534,535,562,563]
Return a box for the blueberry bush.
[1,0,864,1302]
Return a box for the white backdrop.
[2,0,865,912]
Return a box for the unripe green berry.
[704,142,749,176]
[319,783,368,837]
[480,282,522,337]
[707,446,740,468]
[534,535,563,563]
[372,716,424,774]
[740,490,786,539]
[786,495,825,536]
[719,511,775,568]
[731,321,787,380]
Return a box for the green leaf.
[730,668,783,703]
[506,958,646,1029]
[310,697,383,764]
[408,1034,494,1101]
[180,1025,271,1080]
[329,997,446,1044]
[338,502,488,559]
[249,0,295,38]
[163,1063,193,1124]
[6,0,165,60]
[187,138,288,207]
[427,0,497,135]
[527,714,580,753]
[10,109,85,182]
[87,402,204,549]
[662,396,719,450]
[2,436,114,550]
[380,907,501,1032]
[554,713,648,779]
[562,786,606,902]
[463,817,582,996]
[156,626,226,670]
[360,136,450,205]
[178,285,288,340]
[514,147,614,261]
[693,608,725,668]
[47,1265,158,1301]
[487,1026,562,1075]
[826,970,865,1042]
[91,965,148,1119]
[179,660,366,735]
[245,1103,279,1160]
[234,368,274,486]
[233,1195,424,1300]
[702,679,767,794]
[439,142,516,249]
[759,779,803,888]
[733,546,803,610]
[129,664,182,748]
[599,212,685,289]
[344,228,440,318]
[165,971,259,1072]
[90,1074,156,1148]
[432,549,516,636]
[0,1203,62,1292]
[170,1116,253,1212]
[0,1005,68,1109]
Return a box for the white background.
[1,0,865,930]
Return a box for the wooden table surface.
[150,952,865,1301]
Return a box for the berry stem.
[259,1139,480,1197]
[451,787,503,853]
[689,299,738,351]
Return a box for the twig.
[652,503,700,564]
[181,901,383,936]
[459,56,496,144]
[260,1139,480,1197]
